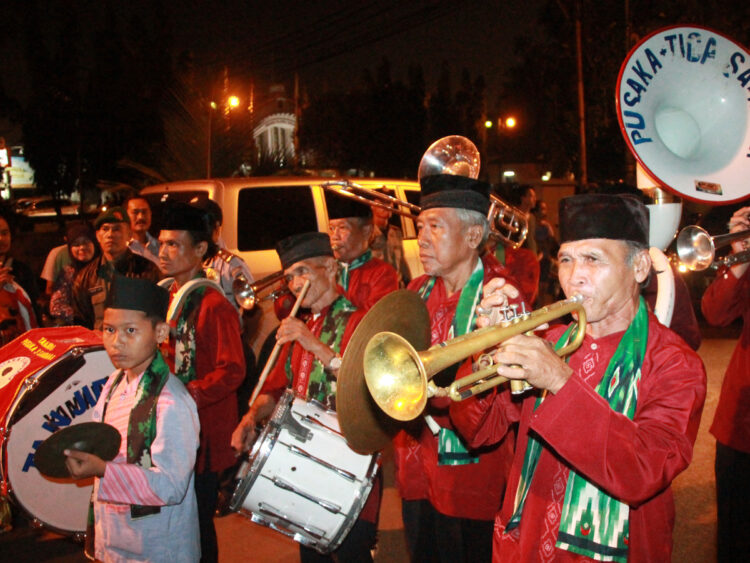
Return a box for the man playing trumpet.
[701,205,750,562]
[231,232,379,562]
[396,174,526,562]
[452,194,706,562]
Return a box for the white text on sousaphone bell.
[621,29,750,147]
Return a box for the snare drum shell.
[0,327,114,534]
[231,392,379,553]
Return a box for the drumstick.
[248,279,311,408]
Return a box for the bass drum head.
[3,346,113,534]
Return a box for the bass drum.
[230,390,379,554]
[0,327,114,535]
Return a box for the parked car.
[14,197,81,219]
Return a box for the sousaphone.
[617,25,750,327]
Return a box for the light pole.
[206,97,240,179]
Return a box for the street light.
[207,96,240,178]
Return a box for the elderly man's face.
[417,208,477,278]
[328,218,371,263]
[284,257,336,310]
[558,238,648,336]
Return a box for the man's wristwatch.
[327,354,342,371]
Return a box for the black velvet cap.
[325,190,373,220]
[559,194,649,245]
[419,174,491,215]
[105,275,169,319]
[276,232,333,270]
[95,206,130,229]
[160,202,211,234]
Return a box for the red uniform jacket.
[165,287,245,473]
[451,314,706,562]
[702,267,750,452]
[342,255,399,311]
[393,253,525,520]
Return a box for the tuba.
[617,25,750,326]
[617,25,750,205]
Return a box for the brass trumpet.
[676,225,750,271]
[363,295,586,421]
[232,270,287,310]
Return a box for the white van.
[140,176,424,351]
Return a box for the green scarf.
[338,249,372,291]
[171,280,208,385]
[86,351,171,555]
[285,295,357,410]
[418,259,485,466]
[507,297,649,562]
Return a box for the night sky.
[2,0,544,138]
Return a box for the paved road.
[1,337,733,562]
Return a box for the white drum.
[230,390,379,554]
[0,327,114,534]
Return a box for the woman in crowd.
[49,222,99,325]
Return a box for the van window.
[237,186,317,251]
[144,191,210,233]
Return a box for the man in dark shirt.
[72,207,160,329]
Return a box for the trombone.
[676,225,750,271]
[323,136,530,250]
[322,180,421,220]
[363,295,586,421]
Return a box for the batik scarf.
[287,295,357,410]
[169,276,208,385]
[506,297,648,562]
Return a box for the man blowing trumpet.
[451,194,707,562]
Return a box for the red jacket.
[702,267,750,452]
[164,287,245,473]
[342,255,399,311]
[393,253,525,520]
[451,314,706,562]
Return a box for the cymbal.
[34,422,121,479]
[337,290,431,454]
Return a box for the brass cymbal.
[34,422,121,479]
[337,290,430,454]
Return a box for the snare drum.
[230,390,379,554]
[0,327,114,535]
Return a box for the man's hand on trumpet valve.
[476,277,521,328]
[728,206,750,253]
[492,333,573,395]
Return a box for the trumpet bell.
[232,274,257,310]
[676,225,715,270]
[363,332,428,422]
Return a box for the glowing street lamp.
[505,116,517,129]
[207,95,240,178]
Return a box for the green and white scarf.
[338,249,372,291]
[506,297,649,562]
[418,259,485,466]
